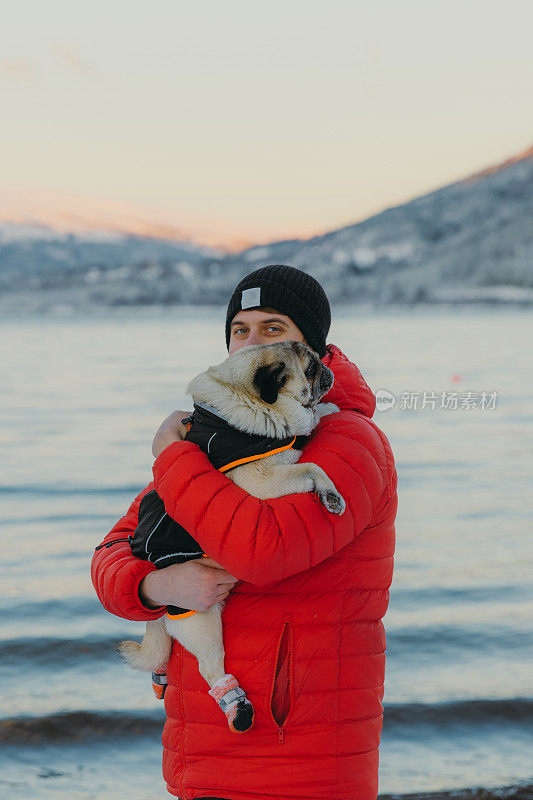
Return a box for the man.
[91,264,398,800]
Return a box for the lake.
[1,304,532,799]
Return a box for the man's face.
[228,307,307,354]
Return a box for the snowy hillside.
[231,145,533,305]
[1,146,532,311]
[0,223,223,307]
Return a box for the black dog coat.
[130,402,306,617]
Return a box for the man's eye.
[234,328,247,335]
[267,326,281,332]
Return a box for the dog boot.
[151,665,168,700]
[208,674,254,733]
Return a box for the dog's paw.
[208,674,255,734]
[317,489,346,515]
[230,698,255,733]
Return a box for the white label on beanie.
[241,287,261,309]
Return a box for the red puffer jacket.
[91,344,398,800]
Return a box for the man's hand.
[139,559,238,612]
[152,409,191,458]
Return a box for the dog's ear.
[253,362,287,404]
[304,354,333,403]
[291,341,309,357]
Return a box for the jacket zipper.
[176,645,186,799]
[94,535,132,551]
[269,621,292,744]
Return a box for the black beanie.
[225,265,331,358]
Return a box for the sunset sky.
[1,0,532,250]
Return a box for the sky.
[1,0,533,250]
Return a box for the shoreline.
[380,784,533,800]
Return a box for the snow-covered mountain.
[0,223,223,306]
[1,145,532,312]
[231,144,533,306]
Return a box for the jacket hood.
[321,343,376,418]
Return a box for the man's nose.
[246,330,261,345]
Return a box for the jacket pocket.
[270,621,293,733]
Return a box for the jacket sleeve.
[91,481,167,621]
[152,412,396,587]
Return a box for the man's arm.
[152,412,397,587]
[91,483,167,621]
[91,483,238,619]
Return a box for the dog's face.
[188,341,334,438]
[220,340,333,407]
[251,341,333,407]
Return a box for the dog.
[118,341,344,733]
